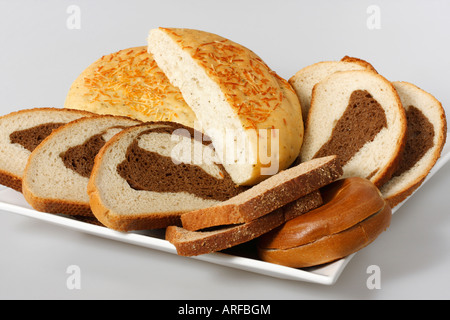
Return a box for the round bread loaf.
[64,46,197,127]
[22,115,141,216]
[289,56,377,122]
[88,121,247,231]
[299,70,407,187]
[148,28,304,186]
[0,107,95,192]
[258,177,392,268]
[380,81,447,207]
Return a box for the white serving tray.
[1,141,449,285]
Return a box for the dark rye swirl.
[88,121,247,231]
[22,115,141,216]
[0,107,95,192]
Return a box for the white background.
[0,0,449,299]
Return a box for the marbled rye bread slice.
[380,81,447,207]
[289,56,377,122]
[88,121,246,231]
[0,107,95,192]
[299,70,407,187]
[22,115,141,216]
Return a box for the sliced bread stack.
[380,81,447,207]
[88,121,247,231]
[0,108,95,192]
[22,115,141,216]
[166,155,343,256]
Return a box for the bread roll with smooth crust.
[148,28,304,186]
[299,70,407,187]
[258,177,392,268]
[64,46,197,127]
[0,107,95,192]
[380,81,447,207]
[258,205,391,268]
[289,56,377,121]
[22,115,141,216]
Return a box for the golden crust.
[258,204,391,268]
[64,46,197,127]
[22,182,93,216]
[258,178,392,268]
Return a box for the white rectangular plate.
[1,141,449,285]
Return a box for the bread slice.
[180,155,343,231]
[299,70,407,187]
[64,46,197,127]
[380,81,447,207]
[148,28,304,186]
[289,56,377,121]
[0,107,95,192]
[22,115,141,216]
[88,121,247,231]
[166,190,323,256]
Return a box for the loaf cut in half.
[88,121,247,231]
[289,56,377,121]
[299,70,407,187]
[64,46,197,127]
[258,177,392,268]
[148,28,304,186]
[0,107,95,192]
[22,115,141,216]
[180,155,343,231]
[166,190,323,256]
[380,81,447,207]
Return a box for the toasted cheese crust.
[64,46,197,127]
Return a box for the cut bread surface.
[148,27,304,186]
[0,107,95,192]
[299,70,407,187]
[380,81,447,207]
[64,46,197,127]
[88,121,246,231]
[289,56,377,122]
[22,115,141,216]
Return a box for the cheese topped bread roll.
[148,28,304,186]
[64,46,197,127]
